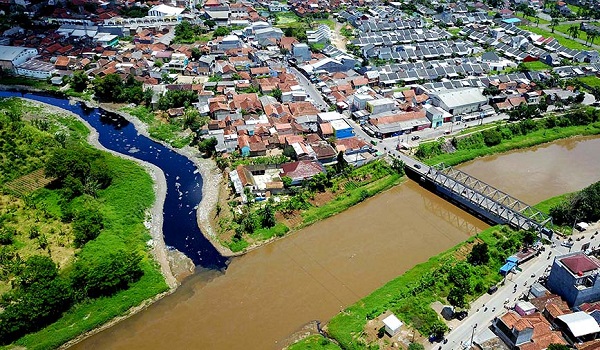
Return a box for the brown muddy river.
[73,136,600,350]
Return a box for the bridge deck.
[423,163,551,231]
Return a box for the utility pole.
[469,323,478,349]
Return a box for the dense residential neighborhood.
[3,0,600,348]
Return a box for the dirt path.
[331,21,348,52]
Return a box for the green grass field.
[578,75,600,88]
[522,60,551,71]
[519,25,591,51]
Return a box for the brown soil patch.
[453,237,485,260]
[275,210,303,229]
[309,191,336,207]
[362,311,423,350]
[5,169,55,196]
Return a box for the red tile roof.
[561,254,600,275]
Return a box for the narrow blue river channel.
[0,91,228,269]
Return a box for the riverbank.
[0,96,171,349]
[418,111,600,166]
[93,101,238,258]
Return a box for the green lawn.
[519,25,591,51]
[534,192,573,215]
[276,11,303,27]
[522,60,551,71]
[578,75,600,88]
[423,121,600,166]
[554,24,596,46]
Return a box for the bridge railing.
[425,163,552,231]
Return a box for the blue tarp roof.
[500,262,517,274]
[507,256,519,263]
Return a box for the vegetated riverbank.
[0,97,170,350]
[319,223,534,349]
[417,108,600,166]
[213,158,406,254]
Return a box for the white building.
[383,314,403,336]
[148,4,185,17]
[16,59,55,79]
[429,88,488,115]
[0,45,38,73]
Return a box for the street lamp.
[469,323,478,349]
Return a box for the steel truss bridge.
[424,163,553,232]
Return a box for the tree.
[391,158,405,175]
[467,242,490,266]
[198,137,218,157]
[523,230,537,246]
[259,203,276,228]
[213,26,232,37]
[72,208,104,247]
[271,87,282,101]
[71,71,89,92]
[93,74,123,102]
[449,262,472,291]
[568,24,580,39]
[71,250,143,298]
[523,6,536,18]
[408,344,425,350]
[281,176,293,188]
[335,151,348,173]
[447,286,466,308]
[191,47,202,60]
[0,256,73,344]
[550,16,560,33]
[547,345,570,350]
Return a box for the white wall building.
[0,45,38,72]
[148,4,185,17]
[429,88,488,115]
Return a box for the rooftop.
[560,253,600,275]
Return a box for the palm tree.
[568,24,579,39]
[589,31,598,46]
[550,17,560,33]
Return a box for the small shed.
[515,301,536,316]
[383,314,403,336]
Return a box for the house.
[280,160,325,185]
[493,311,567,349]
[555,312,600,344]
[330,119,354,139]
[292,43,311,62]
[366,98,396,115]
[429,88,488,116]
[547,252,600,307]
[424,105,445,128]
[148,4,185,17]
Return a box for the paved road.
[287,66,329,111]
[428,228,600,350]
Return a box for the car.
[455,311,468,320]
[414,164,422,169]
[561,241,574,248]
